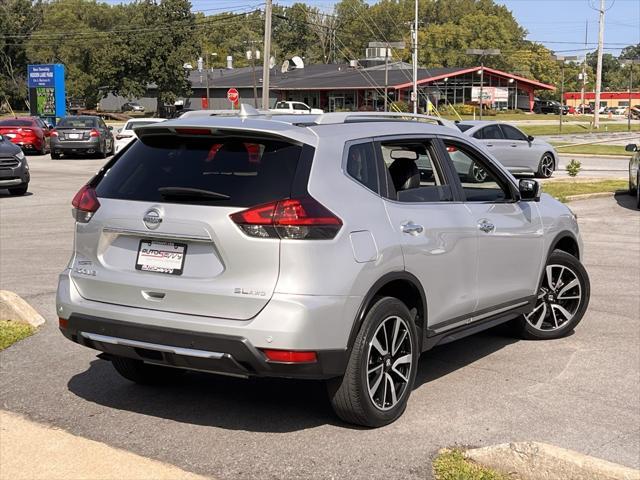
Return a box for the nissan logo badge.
[143,208,163,230]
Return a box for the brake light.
[175,128,211,135]
[71,185,100,223]
[89,129,100,137]
[230,197,342,240]
[262,349,317,363]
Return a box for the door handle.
[486,143,494,147]
[401,222,424,236]
[510,144,518,147]
[477,219,495,234]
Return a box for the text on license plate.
[69,133,81,139]
[136,240,187,275]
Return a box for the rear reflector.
[230,197,342,240]
[71,185,100,223]
[58,318,68,329]
[262,349,317,363]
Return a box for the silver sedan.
[457,121,558,178]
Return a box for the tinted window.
[443,140,512,203]
[479,125,504,140]
[95,136,303,208]
[380,139,452,203]
[500,124,528,141]
[456,124,473,132]
[58,117,97,128]
[0,119,33,126]
[293,103,308,111]
[346,142,378,193]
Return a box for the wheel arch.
[549,231,580,260]
[347,271,427,353]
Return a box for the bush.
[390,101,410,112]
[566,159,582,177]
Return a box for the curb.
[565,190,627,201]
[557,153,630,159]
[0,291,45,327]
[464,442,640,480]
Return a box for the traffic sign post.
[227,88,239,109]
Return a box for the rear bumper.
[51,139,101,151]
[61,314,348,379]
[57,270,360,379]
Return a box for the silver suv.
[57,110,590,427]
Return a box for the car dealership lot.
[1,154,638,479]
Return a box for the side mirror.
[625,144,638,152]
[527,135,534,142]
[519,178,540,202]
[108,125,114,131]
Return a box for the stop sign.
[227,88,239,104]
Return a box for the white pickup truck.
[271,101,324,114]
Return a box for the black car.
[534,99,569,115]
[50,116,114,159]
[0,133,30,195]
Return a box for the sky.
[107,0,640,57]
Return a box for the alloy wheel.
[471,163,488,182]
[366,315,413,411]
[540,155,554,178]
[525,264,582,331]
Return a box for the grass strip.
[551,143,630,156]
[0,320,36,351]
[543,179,628,202]
[433,449,512,480]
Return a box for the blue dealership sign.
[27,64,66,119]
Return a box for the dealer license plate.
[136,240,187,275]
[68,133,81,139]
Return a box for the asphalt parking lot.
[1,154,639,479]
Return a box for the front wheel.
[327,297,418,427]
[515,250,590,340]
[535,153,555,179]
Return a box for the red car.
[0,117,51,154]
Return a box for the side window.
[293,103,308,111]
[443,140,512,203]
[379,139,453,203]
[480,125,504,140]
[346,142,379,194]
[501,125,528,141]
[275,102,287,109]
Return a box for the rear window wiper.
[158,187,230,200]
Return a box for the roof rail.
[314,111,457,129]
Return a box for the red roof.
[394,66,555,91]
[564,91,640,100]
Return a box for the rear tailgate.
[71,130,305,320]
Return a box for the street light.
[466,49,500,120]
[621,58,640,132]
[553,55,578,133]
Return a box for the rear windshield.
[58,117,97,128]
[456,124,473,132]
[95,135,303,207]
[0,119,33,126]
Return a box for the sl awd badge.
[143,208,163,230]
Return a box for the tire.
[111,356,185,385]
[514,250,590,340]
[51,150,61,159]
[636,173,640,209]
[467,162,488,183]
[327,297,419,427]
[535,153,555,179]
[38,140,47,155]
[8,184,28,196]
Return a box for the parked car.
[613,106,628,116]
[121,102,145,113]
[57,109,590,427]
[0,116,51,154]
[630,105,640,120]
[626,144,640,209]
[50,116,114,159]
[0,134,30,195]
[456,121,558,178]
[271,101,323,114]
[534,100,568,115]
[114,118,166,154]
[575,104,593,114]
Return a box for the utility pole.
[554,55,578,133]
[622,59,640,132]
[412,0,418,114]
[466,49,500,121]
[593,0,605,129]
[261,0,273,110]
[580,20,588,111]
[370,41,405,112]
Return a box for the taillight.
[71,185,100,223]
[230,197,342,240]
[446,146,457,152]
[262,349,317,363]
[50,130,58,137]
[89,129,100,137]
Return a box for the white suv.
[57,110,590,427]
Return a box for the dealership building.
[100,55,555,113]
[563,91,640,109]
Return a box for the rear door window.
[95,135,303,207]
[500,124,528,141]
[477,125,504,140]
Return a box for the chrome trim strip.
[102,227,211,242]
[434,301,529,334]
[80,332,225,359]
[0,178,23,186]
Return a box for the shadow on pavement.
[67,328,518,432]
[0,190,33,198]
[614,191,639,211]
